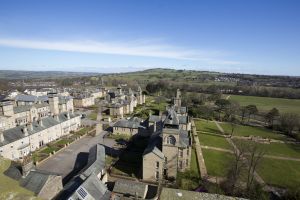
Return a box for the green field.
[0,158,39,200]
[191,148,200,177]
[257,158,300,188]
[202,149,234,177]
[198,132,232,150]
[194,119,221,134]
[229,95,300,114]
[220,122,287,140]
[233,139,300,158]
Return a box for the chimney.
[38,120,43,127]
[55,115,60,122]
[0,131,4,142]
[66,112,70,120]
[28,123,33,132]
[23,127,28,136]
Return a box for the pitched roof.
[20,170,60,195]
[113,179,148,198]
[81,144,106,178]
[68,174,110,200]
[0,112,80,147]
[113,117,143,129]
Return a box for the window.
[179,161,183,169]
[166,135,176,145]
[156,161,159,169]
[179,149,183,158]
[155,171,159,180]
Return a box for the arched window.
[166,135,176,145]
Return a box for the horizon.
[1,67,300,78]
[0,0,299,76]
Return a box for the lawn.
[198,132,232,150]
[0,158,40,200]
[220,122,286,140]
[194,119,221,134]
[229,95,300,114]
[233,139,300,158]
[191,148,200,177]
[202,149,234,177]
[257,158,300,189]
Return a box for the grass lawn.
[229,95,300,114]
[0,158,40,200]
[198,132,232,150]
[202,149,234,177]
[220,122,286,140]
[233,139,300,158]
[257,158,300,189]
[88,112,97,120]
[194,119,221,134]
[191,148,200,177]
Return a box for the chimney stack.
[38,120,43,127]
[23,127,28,136]
[0,131,4,142]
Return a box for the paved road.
[37,132,106,179]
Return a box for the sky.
[0,0,299,75]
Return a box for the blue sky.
[0,0,299,75]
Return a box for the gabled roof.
[81,144,106,178]
[0,112,80,147]
[68,173,110,200]
[113,117,143,129]
[113,179,148,198]
[20,170,61,195]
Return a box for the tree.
[224,101,240,121]
[280,113,300,136]
[264,108,279,127]
[240,106,248,124]
[215,99,230,120]
[246,105,258,123]
[245,143,265,194]
[223,141,246,195]
[228,116,238,136]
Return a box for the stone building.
[20,170,63,200]
[113,117,144,136]
[73,95,95,108]
[142,89,192,182]
[0,112,81,160]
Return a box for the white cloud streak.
[0,38,240,65]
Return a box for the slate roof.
[20,170,60,195]
[149,115,161,123]
[81,144,106,178]
[164,108,179,126]
[179,130,190,148]
[143,132,164,159]
[67,174,110,200]
[13,103,49,113]
[15,94,48,103]
[178,115,188,124]
[0,112,80,147]
[113,179,148,198]
[113,117,143,129]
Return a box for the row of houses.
[99,86,146,118]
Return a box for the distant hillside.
[0,70,100,79]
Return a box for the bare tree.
[245,143,265,193]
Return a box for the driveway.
[36,132,106,180]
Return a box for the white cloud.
[0,38,240,65]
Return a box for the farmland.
[228,95,300,114]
